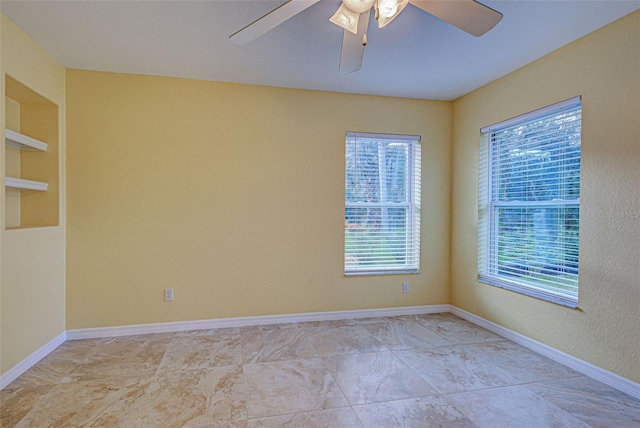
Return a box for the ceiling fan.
[230,0,503,74]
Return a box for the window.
[345,132,421,275]
[478,97,582,307]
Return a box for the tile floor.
[1,313,639,427]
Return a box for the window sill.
[477,276,579,309]
[345,269,420,277]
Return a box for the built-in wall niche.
[4,75,59,229]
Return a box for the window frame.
[344,132,421,276]
[478,96,582,307]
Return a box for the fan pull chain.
[362,33,368,46]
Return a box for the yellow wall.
[19,101,60,228]
[0,15,66,374]
[4,97,20,227]
[65,70,452,329]
[451,11,639,382]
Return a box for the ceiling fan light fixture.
[376,0,409,28]
[330,3,360,34]
[343,0,376,13]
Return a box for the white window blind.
[345,132,421,275]
[478,97,581,307]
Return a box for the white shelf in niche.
[5,129,48,151]
[5,177,48,191]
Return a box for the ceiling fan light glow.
[330,3,360,34]
[376,0,409,28]
[343,0,376,13]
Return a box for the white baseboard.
[66,305,450,340]
[450,306,640,400]
[0,331,66,389]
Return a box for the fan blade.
[339,9,371,74]
[409,0,502,37]
[230,0,322,45]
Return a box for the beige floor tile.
[188,421,248,428]
[395,346,518,393]
[362,319,451,349]
[243,358,348,418]
[241,325,316,363]
[8,376,151,428]
[296,319,360,328]
[29,334,167,384]
[446,385,591,428]
[308,325,387,356]
[353,316,402,324]
[409,313,503,345]
[0,382,55,427]
[323,351,438,404]
[91,365,246,427]
[525,376,640,427]
[158,328,242,371]
[353,396,477,428]
[247,407,362,427]
[461,340,580,383]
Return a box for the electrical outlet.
[403,282,409,293]
[164,288,174,302]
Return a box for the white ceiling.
[2,0,638,100]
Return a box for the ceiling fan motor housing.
[343,0,376,13]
